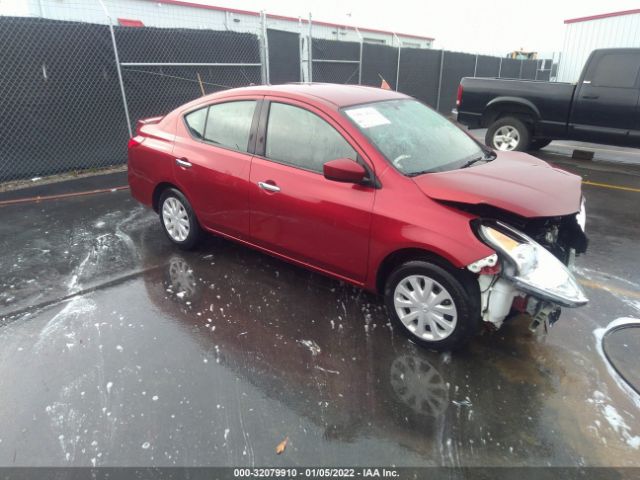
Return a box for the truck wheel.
[486,117,531,152]
[529,138,552,150]
[384,261,480,351]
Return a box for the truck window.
[586,52,640,88]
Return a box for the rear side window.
[204,101,256,152]
[184,108,207,139]
[265,102,356,173]
[587,53,640,88]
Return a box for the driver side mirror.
[323,158,368,184]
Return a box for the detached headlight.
[476,221,588,307]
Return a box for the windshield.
[343,99,486,175]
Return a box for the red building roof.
[565,8,640,24]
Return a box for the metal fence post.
[97,0,132,138]
[298,18,305,82]
[355,27,363,85]
[554,51,561,82]
[519,58,523,79]
[393,33,401,91]
[436,49,444,112]
[307,14,313,82]
[498,57,503,78]
[260,11,270,85]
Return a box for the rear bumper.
[454,110,482,129]
[128,167,155,208]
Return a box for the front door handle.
[258,181,280,193]
[176,158,192,168]
[582,95,599,100]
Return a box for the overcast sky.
[191,0,638,55]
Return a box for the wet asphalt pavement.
[1,150,639,468]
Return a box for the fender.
[485,96,541,120]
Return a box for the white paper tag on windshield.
[345,107,390,129]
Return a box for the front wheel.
[384,261,480,351]
[485,116,531,152]
[159,188,202,250]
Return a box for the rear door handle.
[258,181,280,193]
[582,95,599,100]
[176,158,192,168]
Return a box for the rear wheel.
[486,116,531,152]
[384,261,480,351]
[159,188,202,250]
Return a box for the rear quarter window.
[184,108,207,139]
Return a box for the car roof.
[209,83,409,108]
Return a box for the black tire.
[529,138,552,151]
[158,188,202,250]
[485,116,531,152]
[384,260,480,351]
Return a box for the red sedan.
[128,84,588,350]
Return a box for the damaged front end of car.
[466,202,588,333]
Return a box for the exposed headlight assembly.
[475,221,588,308]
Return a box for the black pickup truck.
[455,48,640,151]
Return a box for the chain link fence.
[0,1,557,183]
[306,33,554,114]
[0,0,266,183]
[117,28,263,130]
[0,15,129,181]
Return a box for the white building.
[1,0,434,48]
[557,8,640,83]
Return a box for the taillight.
[456,84,463,107]
[128,136,143,149]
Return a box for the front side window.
[265,102,357,173]
[343,99,484,175]
[587,53,640,88]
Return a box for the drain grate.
[602,325,640,395]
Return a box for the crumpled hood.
[412,151,582,218]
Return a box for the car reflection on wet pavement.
[0,157,639,467]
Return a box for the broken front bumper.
[468,219,588,330]
[474,272,579,332]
